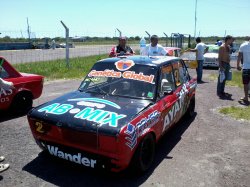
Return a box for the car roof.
[97,55,180,67]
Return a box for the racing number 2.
[35,122,44,133]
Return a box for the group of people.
[109,35,250,103]
[187,35,250,103]
[109,35,166,57]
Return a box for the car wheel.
[186,96,195,118]
[132,133,155,173]
[11,92,33,114]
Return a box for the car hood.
[204,53,218,58]
[28,91,152,136]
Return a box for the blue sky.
[1,0,250,38]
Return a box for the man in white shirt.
[186,37,208,83]
[142,35,167,56]
[237,36,250,103]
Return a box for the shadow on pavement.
[0,110,28,123]
[23,113,196,187]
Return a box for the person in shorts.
[237,36,250,103]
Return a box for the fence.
[0,29,248,64]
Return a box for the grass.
[209,70,243,88]
[219,106,250,121]
[13,54,108,81]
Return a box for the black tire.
[186,96,195,118]
[132,133,155,173]
[11,92,33,114]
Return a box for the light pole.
[194,0,197,39]
[116,28,122,37]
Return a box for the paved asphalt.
[0,45,139,64]
[0,62,249,187]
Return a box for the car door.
[157,62,179,133]
[0,58,19,109]
[172,59,191,121]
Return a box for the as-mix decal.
[37,98,126,128]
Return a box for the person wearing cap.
[142,35,167,56]
[109,37,135,57]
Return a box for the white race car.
[203,44,219,69]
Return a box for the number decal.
[35,122,44,133]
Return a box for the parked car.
[27,56,197,173]
[0,56,44,112]
[203,44,219,68]
[165,47,181,57]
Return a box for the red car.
[165,47,181,57]
[27,56,196,173]
[0,56,44,112]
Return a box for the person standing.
[217,35,234,97]
[142,35,167,56]
[186,37,208,83]
[237,36,250,103]
[0,78,13,173]
[109,36,135,57]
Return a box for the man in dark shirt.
[109,36,135,57]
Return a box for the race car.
[203,44,219,68]
[27,55,197,173]
[0,56,44,112]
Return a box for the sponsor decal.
[125,110,160,150]
[0,88,13,103]
[163,100,181,130]
[68,98,120,109]
[37,98,126,128]
[163,83,189,130]
[88,69,122,78]
[47,145,97,168]
[115,60,135,71]
[124,124,137,150]
[88,69,155,84]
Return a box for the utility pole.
[116,28,122,37]
[163,32,168,47]
[61,21,70,68]
[194,0,197,39]
[27,17,31,42]
[145,31,151,42]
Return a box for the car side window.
[159,64,175,97]
[172,60,189,86]
[0,66,10,79]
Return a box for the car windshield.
[79,61,158,100]
[208,45,219,53]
